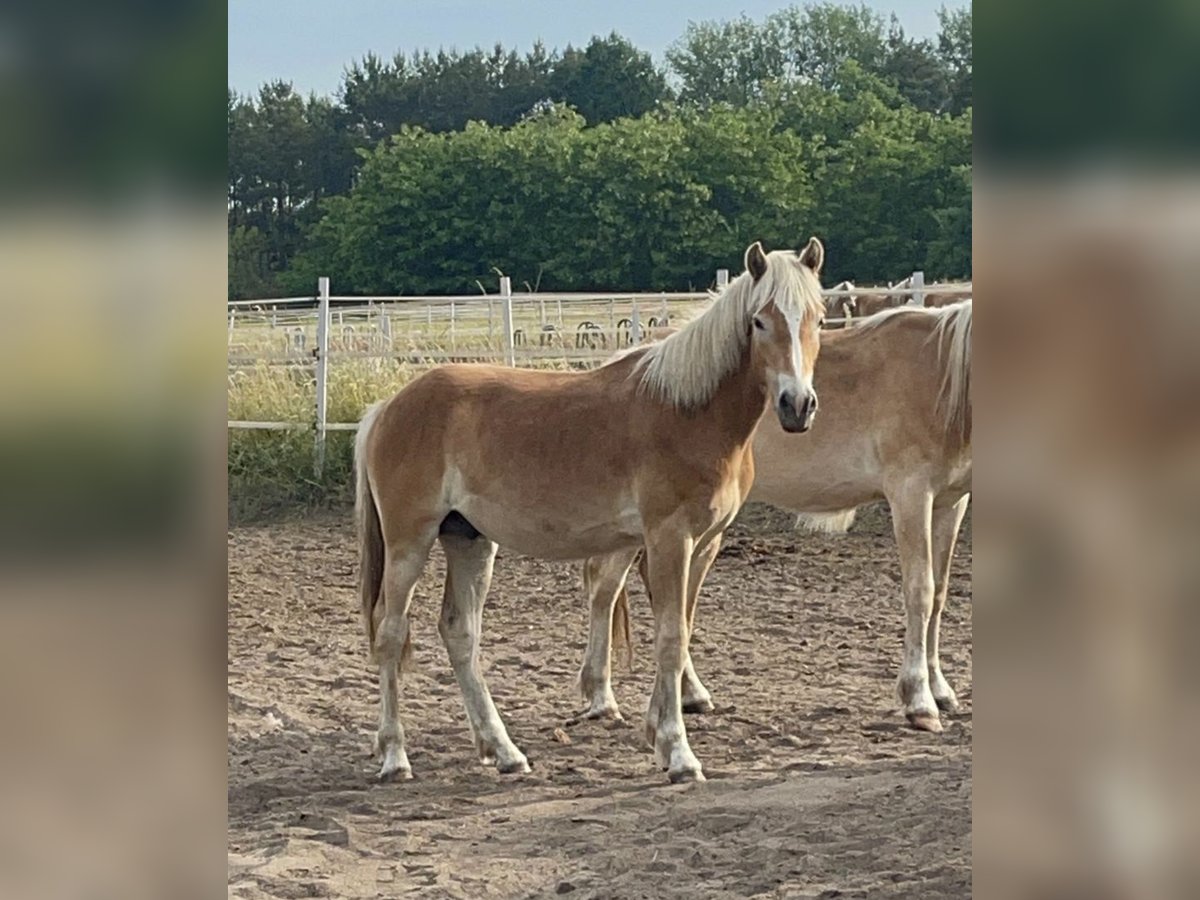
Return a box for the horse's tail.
[356,400,387,662]
[933,299,972,446]
[612,549,650,666]
[612,583,633,669]
[794,509,858,534]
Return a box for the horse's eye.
[752,317,766,331]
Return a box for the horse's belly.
[750,470,880,513]
[455,498,644,561]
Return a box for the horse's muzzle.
[777,389,818,433]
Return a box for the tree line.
[228,3,971,299]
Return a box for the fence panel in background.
[228,272,971,470]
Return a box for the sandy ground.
[229,503,971,899]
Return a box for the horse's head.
[744,237,825,433]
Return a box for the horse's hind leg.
[438,533,529,774]
[375,532,437,781]
[929,494,970,712]
[578,549,638,719]
[887,482,942,732]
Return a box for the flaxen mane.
[632,251,824,410]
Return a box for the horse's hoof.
[378,745,412,782]
[584,703,623,721]
[668,766,706,784]
[496,755,531,775]
[682,698,715,715]
[934,693,960,713]
[907,711,944,733]
[378,764,413,783]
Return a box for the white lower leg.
[440,537,529,774]
[578,599,620,718]
[578,555,634,719]
[450,656,528,773]
[376,661,411,780]
[643,529,703,782]
[898,575,940,730]
[372,545,430,782]
[645,662,702,782]
[898,643,939,724]
[581,670,620,719]
[889,487,942,732]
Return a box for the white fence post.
[716,268,729,290]
[380,311,392,348]
[630,299,642,346]
[909,270,925,306]
[314,276,330,477]
[500,276,515,365]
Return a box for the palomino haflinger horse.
[578,300,972,733]
[355,239,828,783]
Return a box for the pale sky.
[229,1,965,98]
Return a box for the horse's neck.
[701,347,768,449]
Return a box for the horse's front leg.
[643,526,703,783]
[578,548,639,719]
[632,535,723,715]
[887,481,942,732]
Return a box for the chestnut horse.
[356,239,827,783]
[579,301,971,733]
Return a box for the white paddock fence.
[228,271,969,475]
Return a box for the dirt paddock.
[229,503,972,899]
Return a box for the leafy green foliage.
[285,104,823,294]
[938,5,973,117]
[230,7,972,300]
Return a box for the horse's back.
[366,360,642,508]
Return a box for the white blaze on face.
[774,306,811,408]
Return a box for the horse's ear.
[745,241,768,282]
[798,236,824,274]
